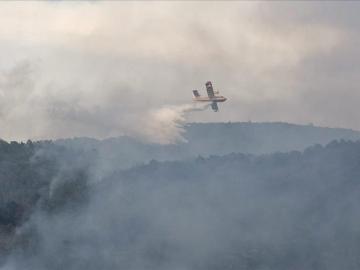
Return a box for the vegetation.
[2,123,360,269]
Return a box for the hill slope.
[56,122,360,169]
[2,123,360,269]
[2,140,359,270]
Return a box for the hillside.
[1,138,360,269]
[56,122,360,170]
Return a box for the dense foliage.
[2,123,360,269]
[0,140,93,261]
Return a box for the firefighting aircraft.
[192,81,227,112]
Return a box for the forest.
[1,123,360,270]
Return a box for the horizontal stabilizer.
[193,90,200,97]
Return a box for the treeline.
[2,139,360,269]
[0,140,94,259]
[97,139,360,270]
[56,122,360,170]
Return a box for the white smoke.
[0,62,213,143]
[139,103,210,144]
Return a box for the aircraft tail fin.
[193,90,200,97]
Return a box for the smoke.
[0,62,213,144]
[1,1,357,136]
[139,103,210,144]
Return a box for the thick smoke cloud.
[0,62,209,143]
[0,2,359,141]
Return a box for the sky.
[0,1,360,141]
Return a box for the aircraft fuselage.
[193,96,227,102]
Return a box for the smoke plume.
[140,103,210,144]
[0,62,213,144]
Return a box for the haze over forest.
[1,123,360,269]
[1,2,360,270]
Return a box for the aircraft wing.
[206,81,215,98]
[211,102,218,112]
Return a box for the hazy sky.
[0,1,360,141]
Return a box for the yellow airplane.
[193,81,227,112]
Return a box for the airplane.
[192,81,227,112]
